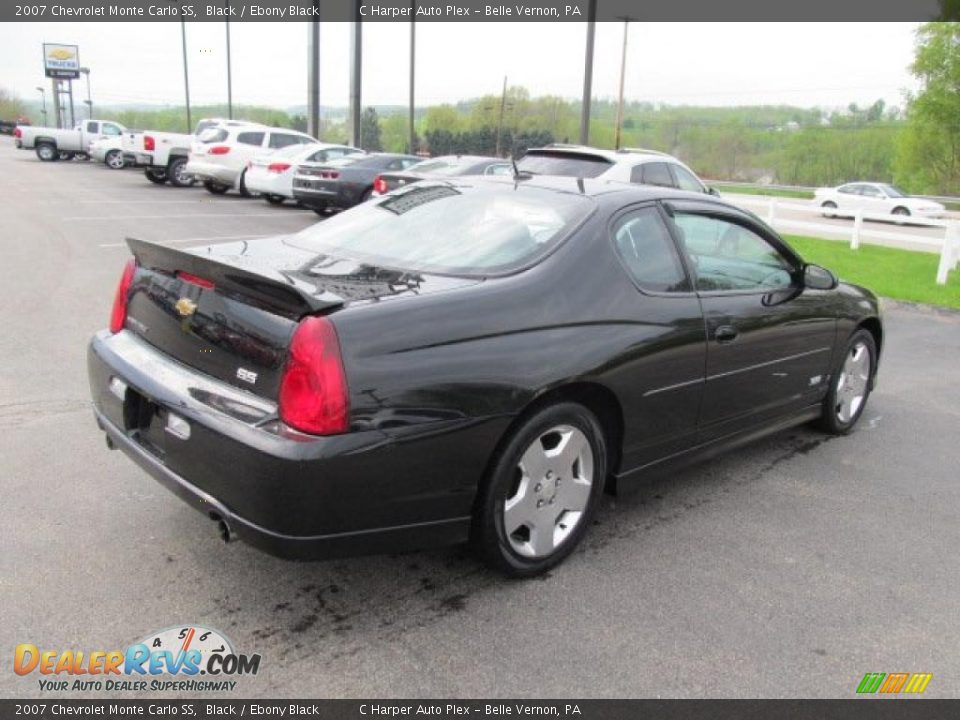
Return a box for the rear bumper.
[87,330,476,559]
[246,171,292,198]
[184,159,238,187]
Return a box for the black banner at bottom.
[1,700,958,720]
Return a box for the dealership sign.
[42,43,80,79]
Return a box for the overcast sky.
[0,22,921,111]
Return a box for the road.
[2,143,959,699]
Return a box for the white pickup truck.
[15,119,126,161]
[122,118,260,188]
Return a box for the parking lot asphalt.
[2,143,959,699]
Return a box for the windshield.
[517,151,612,178]
[287,181,593,276]
[879,184,908,198]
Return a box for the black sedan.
[372,155,513,195]
[292,152,420,214]
[89,177,882,576]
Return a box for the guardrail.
[723,195,960,285]
[708,180,960,207]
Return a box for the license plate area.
[123,388,167,458]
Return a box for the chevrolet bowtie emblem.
[175,297,198,317]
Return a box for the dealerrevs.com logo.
[14,625,261,692]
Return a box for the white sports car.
[245,142,363,205]
[814,182,945,220]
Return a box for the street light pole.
[614,18,631,150]
[348,2,362,148]
[409,7,416,154]
[80,67,92,120]
[36,87,47,125]
[225,0,233,120]
[495,75,507,157]
[579,0,597,145]
[181,19,193,133]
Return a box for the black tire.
[892,206,910,225]
[58,150,75,161]
[36,143,58,161]
[264,195,285,205]
[105,149,125,170]
[203,180,229,195]
[144,168,168,184]
[821,201,837,218]
[312,206,328,216]
[473,402,607,577]
[816,328,877,435]
[75,152,90,161]
[238,170,257,198]
[166,157,193,188]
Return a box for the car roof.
[524,144,679,165]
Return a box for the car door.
[607,204,707,469]
[836,184,864,215]
[233,130,266,169]
[858,185,888,216]
[667,202,836,440]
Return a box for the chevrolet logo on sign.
[42,43,80,79]
[175,298,198,317]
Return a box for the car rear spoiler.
[126,237,345,318]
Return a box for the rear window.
[287,181,593,276]
[237,131,265,146]
[198,128,228,144]
[407,157,477,176]
[516,151,612,178]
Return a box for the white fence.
[723,195,960,286]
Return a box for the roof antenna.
[511,155,520,178]
[576,176,585,194]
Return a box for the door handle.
[714,325,739,344]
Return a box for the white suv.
[186,125,317,196]
[517,145,717,196]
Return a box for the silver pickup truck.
[15,119,126,161]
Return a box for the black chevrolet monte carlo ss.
[88,176,882,576]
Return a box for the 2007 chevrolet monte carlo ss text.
[88,175,882,576]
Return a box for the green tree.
[894,22,960,194]
[360,107,382,151]
[0,87,28,122]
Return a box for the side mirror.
[803,263,838,290]
[707,187,721,197]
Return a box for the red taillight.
[208,145,231,155]
[373,175,387,194]
[14,127,22,138]
[268,162,291,173]
[320,170,339,179]
[279,316,349,435]
[144,135,155,151]
[176,271,215,289]
[109,259,136,334]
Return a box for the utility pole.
[225,0,233,119]
[80,68,92,119]
[181,19,192,133]
[409,8,416,154]
[495,75,507,157]
[614,18,631,150]
[307,10,320,138]
[349,2,362,147]
[579,0,596,145]
[51,78,61,128]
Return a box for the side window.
[670,164,704,193]
[612,207,689,293]
[486,163,512,176]
[633,162,675,188]
[385,159,405,171]
[324,148,349,159]
[237,131,265,147]
[102,124,122,136]
[860,185,882,198]
[400,158,419,168]
[838,184,860,195]
[269,133,300,149]
[672,213,795,292]
[86,121,98,133]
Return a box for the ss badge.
[236,367,258,385]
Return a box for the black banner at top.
[2,0,952,23]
